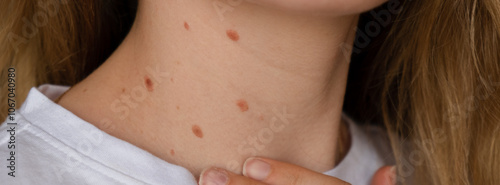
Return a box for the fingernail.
[389,166,396,175]
[243,158,271,181]
[389,166,396,185]
[199,168,228,185]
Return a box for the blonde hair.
[378,0,500,184]
[1,0,499,184]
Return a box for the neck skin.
[58,0,357,178]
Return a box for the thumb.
[371,166,396,185]
[242,157,349,185]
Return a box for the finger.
[199,167,268,185]
[371,166,396,185]
[242,157,350,185]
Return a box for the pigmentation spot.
[184,22,190,30]
[192,125,203,138]
[170,149,175,156]
[144,76,154,92]
[236,99,249,112]
[226,29,240,41]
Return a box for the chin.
[250,0,389,16]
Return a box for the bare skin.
[198,157,395,185]
[58,0,386,180]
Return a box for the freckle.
[121,88,125,93]
[170,149,175,156]
[144,76,154,92]
[176,106,180,110]
[236,99,249,112]
[83,89,87,93]
[170,78,174,82]
[226,29,240,41]
[192,125,203,138]
[259,114,264,121]
[184,22,190,30]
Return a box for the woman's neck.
[59,0,358,178]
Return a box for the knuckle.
[338,179,351,185]
[290,175,306,185]
[322,180,350,185]
[320,177,351,185]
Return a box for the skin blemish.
[184,22,190,30]
[236,99,249,112]
[144,76,154,92]
[170,78,174,83]
[121,88,126,93]
[170,149,175,156]
[176,106,180,110]
[259,114,264,121]
[83,89,87,93]
[226,29,240,41]
[192,125,203,138]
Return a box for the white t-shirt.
[0,85,393,185]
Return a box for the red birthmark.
[236,99,249,112]
[226,29,240,41]
[144,76,154,92]
[192,125,203,138]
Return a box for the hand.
[371,166,396,185]
[198,157,396,185]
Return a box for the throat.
[59,67,350,177]
[57,0,357,178]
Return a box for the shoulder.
[0,86,125,184]
[324,115,394,185]
[0,85,198,184]
[345,115,395,165]
[0,114,66,183]
[356,122,395,164]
